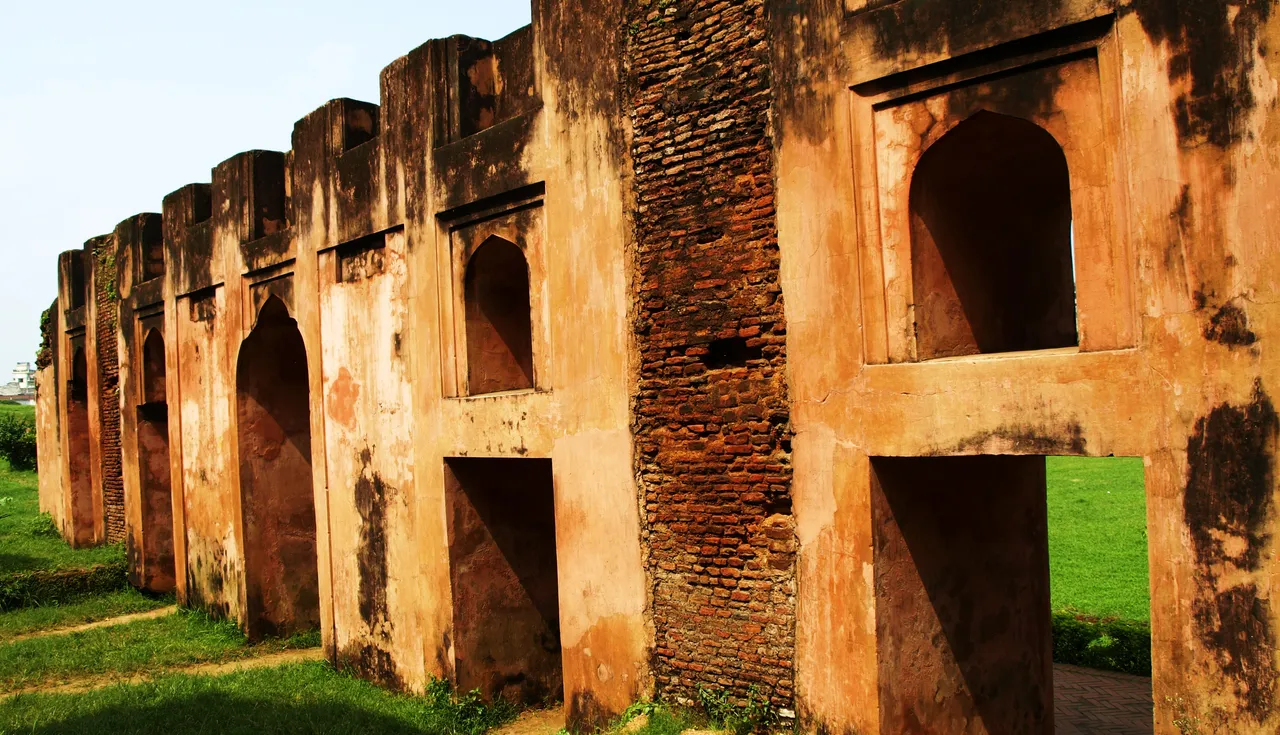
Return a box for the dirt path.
[0,647,324,700]
[7,605,179,644]
[492,708,566,735]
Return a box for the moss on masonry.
[35,307,53,369]
[94,244,118,302]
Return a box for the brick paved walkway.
[1055,663,1153,734]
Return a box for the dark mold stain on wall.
[535,0,620,145]
[948,420,1087,456]
[1130,0,1273,149]
[184,548,231,621]
[1185,381,1279,721]
[349,445,401,689]
[355,446,390,631]
[863,0,1065,59]
[568,689,610,733]
[1203,301,1258,348]
[340,642,406,691]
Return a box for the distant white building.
[0,362,36,399]
[12,362,34,391]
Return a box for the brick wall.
[93,244,126,543]
[625,0,796,707]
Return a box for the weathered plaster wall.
[172,282,241,618]
[35,303,64,530]
[39,235,125,551]
[40,13,646,725]
[289,93,421,689]
[298,2,648,723]
[769,0,1280,732]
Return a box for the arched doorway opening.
[464,236,534,395]
[135,328,175,591]
[909,110,1077,360]
[235,296,319,638]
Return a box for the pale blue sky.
[0,0,531,372]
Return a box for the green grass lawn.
[0,450,124,576]
[0,588,172,639]
[0,609,319,691]
[0,662,515,735]
[1046,456,1151,622]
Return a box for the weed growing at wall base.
[697,686,776,735]
[608,701,694,735]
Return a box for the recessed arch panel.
[909,110,1078,360]
[235,296,319,638]
[464,236,534,395]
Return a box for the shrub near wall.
[0,410,37,472]
[1052,611,1152,676]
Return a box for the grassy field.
[1046,456,1151,622]
[0,662,515,735]
[0,609,319,692]
[0,588,171,639]
[0,447,124,575]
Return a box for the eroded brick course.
[625,0,795,706]
[93,244,125,543]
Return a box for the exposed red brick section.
[93,243,125,543]
[624,0,796,706]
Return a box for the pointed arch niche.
[438,184,548,398]
[909,111,1077,359]
[852,44,1135,364]
[465,235,534,395]
[235,296,319,639]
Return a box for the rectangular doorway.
[444,457,562,705]
[870,455,1153,734]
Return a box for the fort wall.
[32,1,1280,732]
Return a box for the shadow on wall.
[872,455,1055,734]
